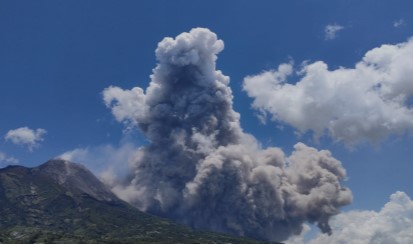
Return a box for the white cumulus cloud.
[325,24,344,40]
[243,38,413,146]
[306,191,413,244]
[4,127,47,151]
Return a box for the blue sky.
[1,1,413,242]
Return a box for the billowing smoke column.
[103,28,352,242]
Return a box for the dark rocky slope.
[0,159,277,243]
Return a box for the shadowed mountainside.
[0,159,279,243]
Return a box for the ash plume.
[103,28,352,242]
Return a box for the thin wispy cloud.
[0,151,19,166]
[59,142,138,186]
[324,24,344,40]
[394,19,406,28]
[5,127,47,151]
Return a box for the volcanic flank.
[0,159,272,243]
[103,28,353,242]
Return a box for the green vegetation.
[0,163,277,243]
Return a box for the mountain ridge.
[0,159,278,243]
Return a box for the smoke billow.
[103,28,352,242]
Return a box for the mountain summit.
[36,159,117,202]
[0,159,273,243]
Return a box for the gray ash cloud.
[103,28,352,242]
